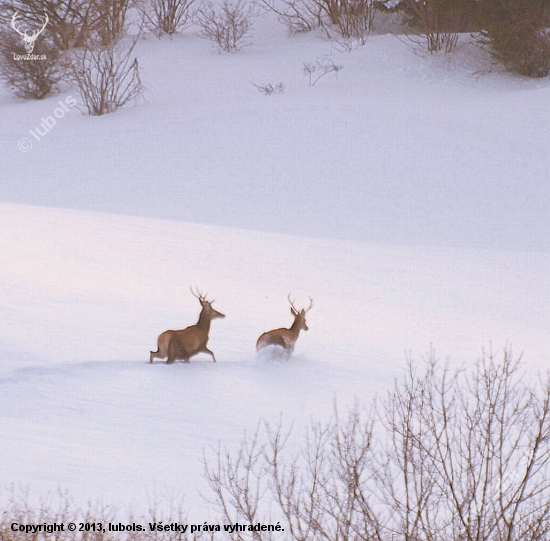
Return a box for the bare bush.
[203,426,272,539]
[0,0,94,50]
[398,0,468,53]
[196,0,254,52]
[140,0,196,36]
[0,28,63,99]
[323,0,376,43]
[303,56,343,85]
[91,0,133,46]
[475,0,550,78]
[257,0,375,41]
[251,81,285,95]
[64,37,142,115]
[375,348,550,540]
[204,348,550,540]
[0,0,132,51]
[256,0,323,34]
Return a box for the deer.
[256,294,313,356]
[150,288,225,364]
[11,12,49,54]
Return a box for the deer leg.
[167,335,185,364]
[201,346,216,362]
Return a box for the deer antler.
[190,286,213,304]
[288,293,313,313]
[287,293,299,313]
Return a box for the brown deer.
[150,288,225,364]
[256,295,313,355]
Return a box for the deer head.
[288,294,313,332]
[11,12,49,54]
[190,286,225,321]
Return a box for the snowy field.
[0,11,549,517]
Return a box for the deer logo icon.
[11,11,49,53]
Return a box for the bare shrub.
[375,348,550,540]
[204,347,550,540]
[203,425,271,539]
[140,0,196,36]
[92,0,133,46]
[256,0,323,34]
[0,28,63,99]
[64,37,142,115]
[475,0,550,78]
[257,0,375,41]
[303,56,343,85]
[203,406,379,540]
[196,0,254,52]
[0,0,94,50]
[399,0,469,53]
[0,0,132,51]
[251,81,285,95]
[323,0,376,43]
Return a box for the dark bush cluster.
[0,0,143,113]
[476,0,550,77]
[0,27,63,99]
[390,0,550,76]
[0,0,549,113]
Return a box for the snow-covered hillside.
[0,11,549,516]
[1,17,549,251]
[0,203,547,512]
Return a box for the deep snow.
[0,10,549,516]
[0,203,547,513]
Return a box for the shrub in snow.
[323,0,377,44]
[257,0,324,34]
[196,0,254,52]
[140,0,196,37]
[91,0,133,47]
[475,0,550,78]
[258,0,375,42]
[0,0,131,51]
[0,0,89,50]
[303,56,343,85]
[205,348,550,540]
[251,81,286,95]
[397,0,472,53]
[64,37,142,115]
[0,28,63,99]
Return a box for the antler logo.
[11,11,49,53]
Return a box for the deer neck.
[289,318,302,338]
[197,310,212,333]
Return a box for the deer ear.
[290,307,298,316]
